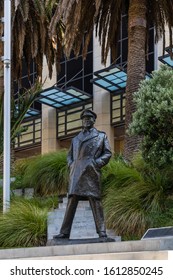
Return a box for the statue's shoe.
[53,233,70,239]
[99,231,107,238]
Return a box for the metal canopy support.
[3,0,11,212]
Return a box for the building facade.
[14,19,171,159]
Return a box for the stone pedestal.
[47,197,121,244]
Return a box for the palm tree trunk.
[124,0,147,160]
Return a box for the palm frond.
[0,0,3,18]
[49,0,173,66]
[18,0,30,21]
[12,0,64,80]
[11,81,42,141]
[0,80,42,157]
[49,0,125,63]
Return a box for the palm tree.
[0,0,64,92]
[12,0,64,81]
[49,0,173,160]
[0,0,64,172]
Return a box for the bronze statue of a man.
[54,109,112,239]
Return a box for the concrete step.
[47,199,120,241]
[58,200,91,210]
[0,238,173,259]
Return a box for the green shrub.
[103,156,173,239]
[0,198,50,248]
[102,156,142,193]
[13,157,34,177]
[13,151,69,196]
[129,65,173,168]
[10,195,58,210]
[0,188,3,211]
[10,157,35,191]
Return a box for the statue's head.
[80,109,97,129]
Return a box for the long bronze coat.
[67,127,112,199]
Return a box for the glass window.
[111,93,125,126]
[111,13,154,74]
[57,103,92,139]
[15,118,41,148]
[57,37,93,95]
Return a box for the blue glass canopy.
[15,105,40,118]
[158,53,173,67]
[158,46,173,67]
[91,65,150,93]
[91,66,127,93]
[38,86,92,110]
[24,108,40,118]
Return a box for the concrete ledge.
[0,238,173,259]
[26,251,169,260]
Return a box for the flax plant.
[22,151,69,196]
[102,156,173,239]
[0,198,49,247]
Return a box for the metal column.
[3,0,11,212]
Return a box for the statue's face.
[82,116,95,129]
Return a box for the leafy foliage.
[102,155,173,239]
[50,1,173,66]
[13,157,34,178]
[0,197,54,248]
[11,0,64,80]
[129,65,173,167]
[49,0,173,160]
[10,157,36,191]
[0,81,42,158]
[15,151,69,196]
[0,188,3,211]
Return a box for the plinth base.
[47,237,116,246]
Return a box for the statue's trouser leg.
[88,196,106,234]
[60,195,78,235]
